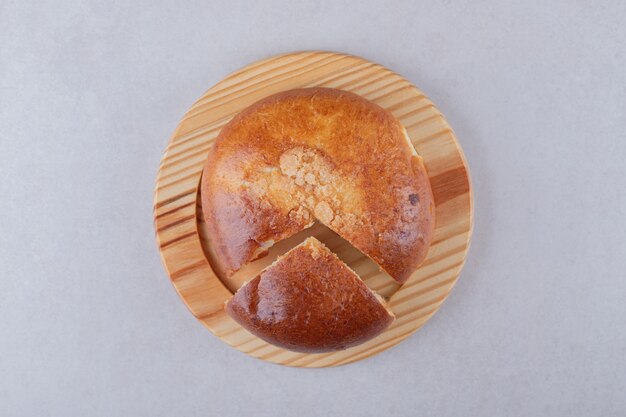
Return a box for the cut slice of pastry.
[201,87,435,283]
[225,237,395,353]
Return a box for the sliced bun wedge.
[225,237,394,353]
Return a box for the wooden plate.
[154,51,473,367]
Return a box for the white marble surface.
[1,1,625,416]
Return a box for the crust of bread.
[201,87,435,283]
[225,237,394,353]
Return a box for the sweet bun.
[225,237,394,353]
[201,87,435,283]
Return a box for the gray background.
[1,1,625,416]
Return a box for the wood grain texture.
[154,51,473,367]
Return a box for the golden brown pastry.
[225,237,394,353]
[201,87,434,283]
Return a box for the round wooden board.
[154,51,473,367]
